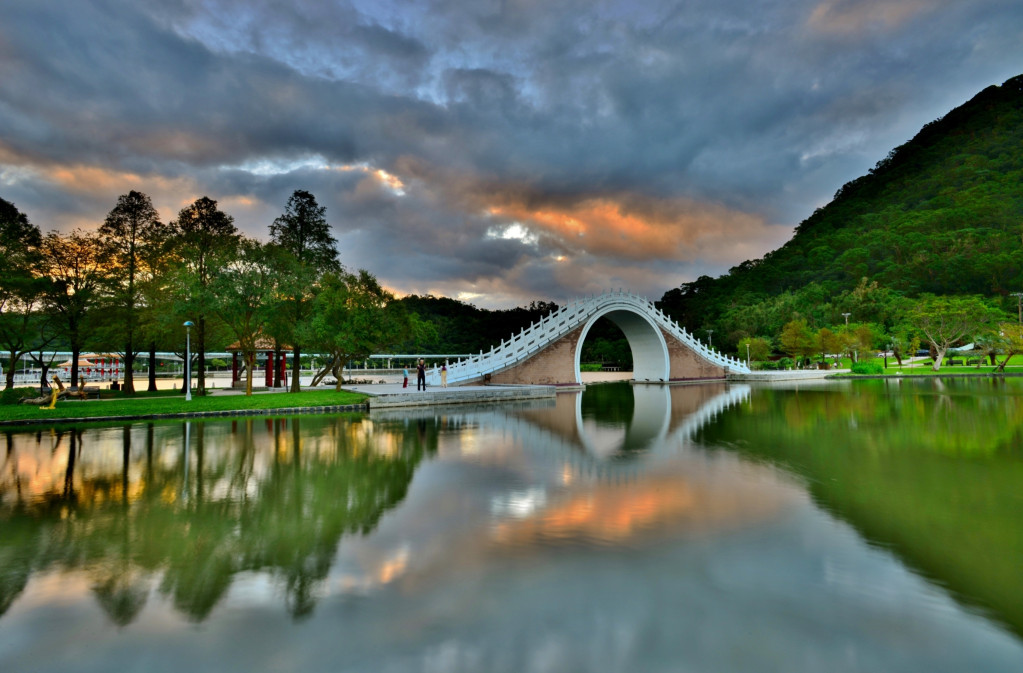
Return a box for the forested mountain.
[659,74,1023,348]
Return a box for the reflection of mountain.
[695,379,1023,637]
[0,416,435,623]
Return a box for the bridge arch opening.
[574,307,670,385]
[577,316,633,372]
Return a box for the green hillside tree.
[994,324,1023,373]
[779,319,815,365]
[909,295,1003,371]
[738,336,772,364]
[815,327,844,365]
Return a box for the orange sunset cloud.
[807,0,938,35]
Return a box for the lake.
[2,379,1022,672]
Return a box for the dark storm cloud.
[1,0,1022,306]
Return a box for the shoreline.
[0,372,632,429]
[8,369,1019,429]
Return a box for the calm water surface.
[1,379,1022,672]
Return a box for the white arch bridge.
[427,290,750,387]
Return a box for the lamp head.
[184,320,194,327]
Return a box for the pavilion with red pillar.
[225,337,293,388]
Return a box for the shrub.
[851,360,884,375]
[1,387,38,405]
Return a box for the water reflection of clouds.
[486,454,798,550]
[333,544,412,595]
[0,386,794,633]
[490,488,548,519]
[364,385,796,584]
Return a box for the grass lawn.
[835,353,1023,377]
[0,389,368,425]
[750,353,1023,376]
[875,365,1023,375]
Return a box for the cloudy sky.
[1,1,1021,308]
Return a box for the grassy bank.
[0,389,368,426]
[832,357,1023,377]
[750,354,1023,377]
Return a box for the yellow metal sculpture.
[40,375,60,409]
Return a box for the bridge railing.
[428,289,750,384]
[671,384,751,444]
[639,295,751,374]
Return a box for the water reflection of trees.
[696,379,1023,636]
[0,415,436,624]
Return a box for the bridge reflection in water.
[509,382,749,460]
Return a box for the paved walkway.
[340,381,558,408]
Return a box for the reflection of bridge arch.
[371,383,749,473]
[427,290,749,387]
[574,384,673,458]
[572,384,751,460]
[367,383,750,473]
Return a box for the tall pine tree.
[269,190,340,392]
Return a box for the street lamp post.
[707,329,714,350]
[1012,292,1023,325]
[184,321,194,401]
[842,312,851,325]
[746,342,751,366]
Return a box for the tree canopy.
[98,190,168,394]
[908,295,1003,371]
[301,270,414,390]
[168,196,240,394]
[269,189,341,392]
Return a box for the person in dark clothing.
[417,359,427,391]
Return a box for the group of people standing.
[402,359,447,390]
